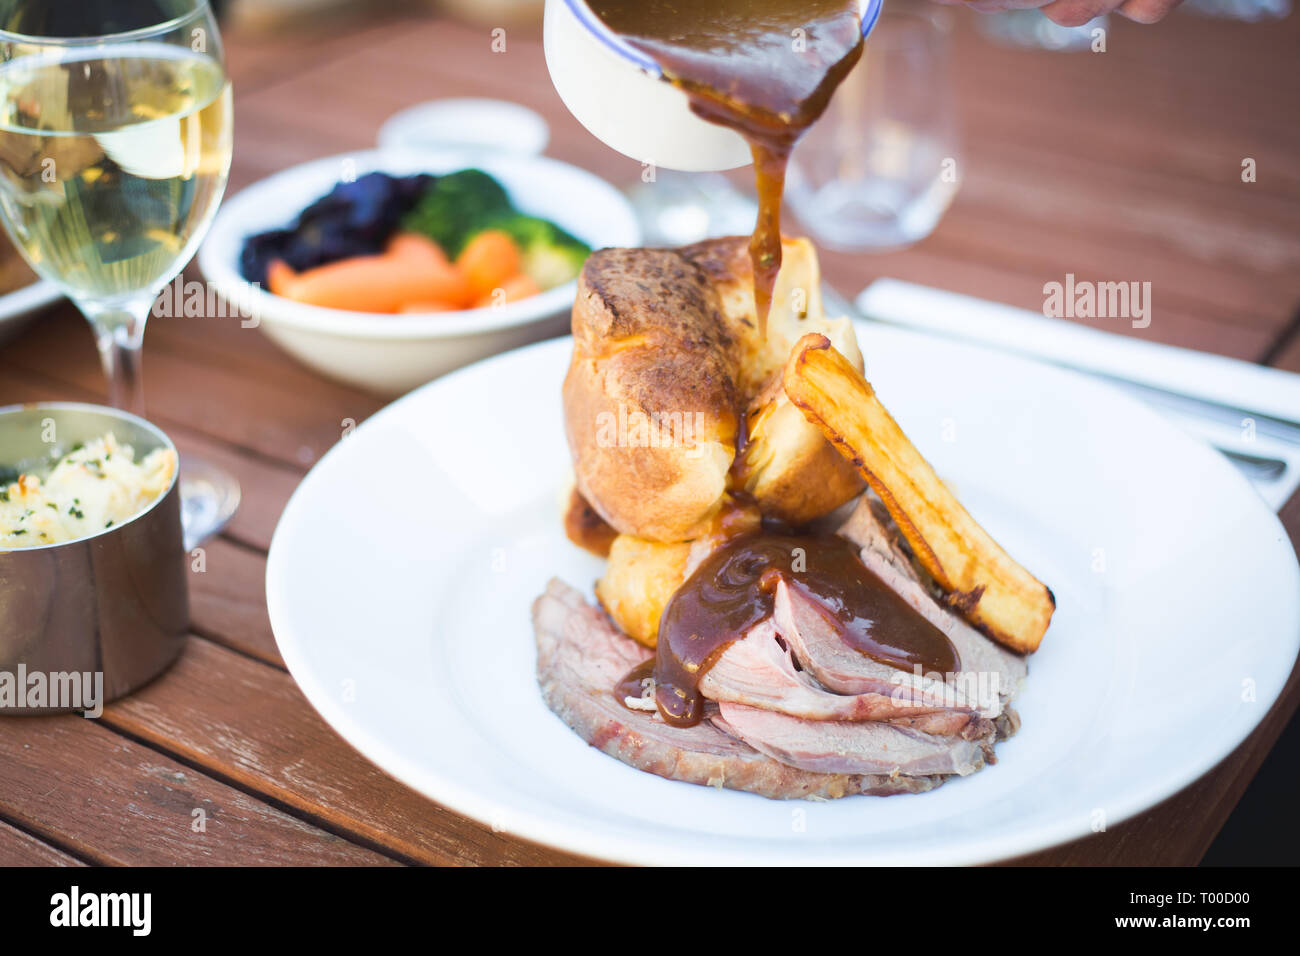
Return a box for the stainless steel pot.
[0,403,189,714]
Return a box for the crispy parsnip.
[783,333,1054,653]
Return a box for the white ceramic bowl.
[377,98,550,155]
[543,0,884,172]
[198,148,640,395]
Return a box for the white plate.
[266,323,1300,865]
[0,279,61,347]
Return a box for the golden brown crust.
[564,248,741,541]
[596,535,692,647]
[564,238,865,543]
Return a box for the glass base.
[178,455,242,551]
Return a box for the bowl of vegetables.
[199,149,640,395]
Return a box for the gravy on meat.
[617,532,959,727]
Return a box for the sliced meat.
[700,618,982,736]
[764,496,1030,722]
[716,702,991,777]
[535,575,651,690]
[534,579,943,798]
[773,579,1001,717]
[838,495,1028,704]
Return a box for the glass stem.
[78,296,155,417]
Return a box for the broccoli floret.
[487,214,591,289]
[0,465,18,486]
[401,169,513,256]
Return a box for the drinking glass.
[785,2,960,251]
[0,0,239,542]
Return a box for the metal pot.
[0,403,189,714]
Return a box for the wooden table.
[2,7,1297,867]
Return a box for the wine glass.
[0,0,239,544]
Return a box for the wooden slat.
[930,167,1297,333]
[188,537,281,664]
[947,16,1300,196]
[1266,323,1300,375]
[0,820,86,867]
[143,267,385,407]
[100,637,591,866]
[222,9,413,96]
[0,717,396,865]
[0,308,384,472]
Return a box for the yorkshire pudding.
[563,236,864,544]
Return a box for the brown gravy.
[563,487,618,558]
[589,0,865,334]
[616,532,959,727]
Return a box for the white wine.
[0,43,232,302]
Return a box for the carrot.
[409,262,474,309]
[267,259,299,297]
[456,230,521,300]
[473,274,540,309]
[386,231,449,268]
[279,255,402,312]
[281,249,474,312]
[267,232,477,312]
